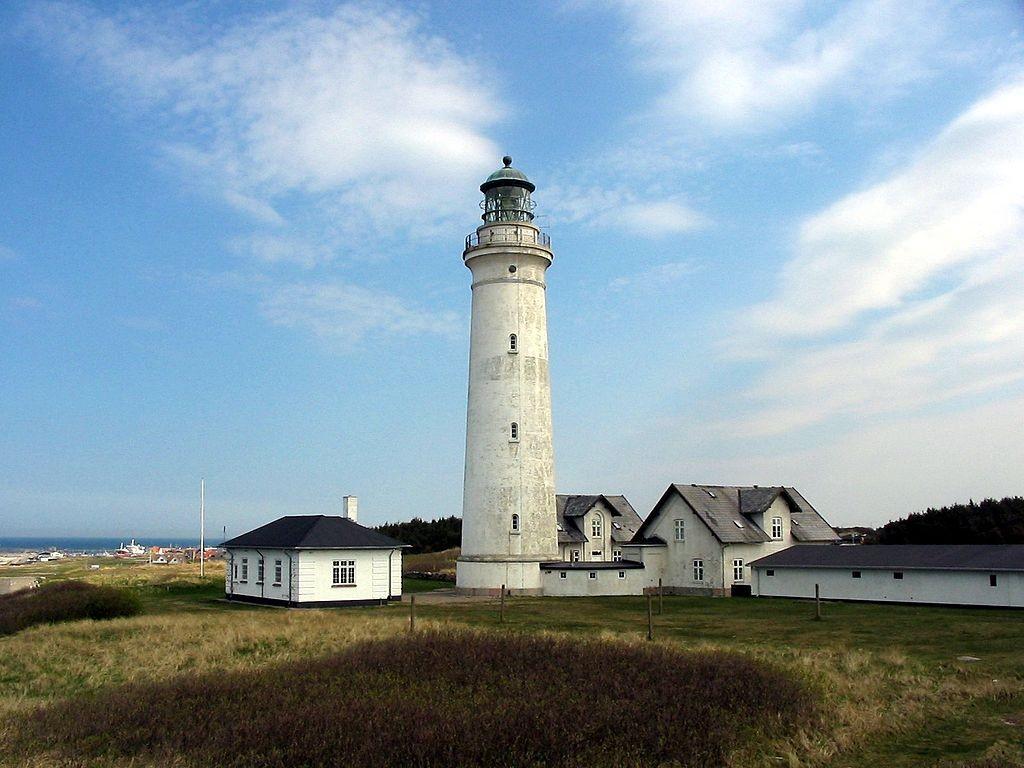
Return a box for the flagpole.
[200,478,205,577]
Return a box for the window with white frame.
[257,558,265,584]
[571,550,580,562]
[612,549,622,562]
[732,559,744,582]
[771,516,783,539]
[511,513,520,533]
[693,559,704,582]
[559,571,567,579]
[232,563,238,580]
[509,333,518,353]
[332,559,356,585]
[591,514,602,538]
[674,519,685,541]
[588,571,597,580]
[274,560,282,584]
[510,422,519,442]
[591,550,602,558]
[240,558,248,582]
[618,571,625,579]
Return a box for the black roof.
[221,515,407,550]
[750,544,1024,572]
[555,494,644,545]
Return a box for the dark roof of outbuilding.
[631,484,839,545]
[555,494,644,545]
[221,515,407,549]
[750,544,1024,572]
[541,559,645,571]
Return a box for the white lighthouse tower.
[456,156,559,595]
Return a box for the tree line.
[867,496,1024,544]
[375,516,461,554]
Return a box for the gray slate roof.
[751,544,1024,572]
[633,485,838,545]
[221,515,407,550]
[555,494,643,545]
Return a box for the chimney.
[342,495,358,523]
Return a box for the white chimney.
[342,495,358,523]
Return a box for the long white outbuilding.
[751,545,1024,608]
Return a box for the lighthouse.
[456,157,559,595]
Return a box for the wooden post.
[409,594,416,633]
[500,584,506,624]
[814,583,821,621]
[658,578,664,615]
[646,592,654,641]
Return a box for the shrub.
[0,580,141,636]
[8,631,816,768]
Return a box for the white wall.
[754,566,1024,608]
[227,548,402,604]
[643,494,726,591]
[541,567,646,596]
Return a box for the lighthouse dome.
[481,156,536,193]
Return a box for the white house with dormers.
[623,485,839,596]
[221,497,407,607]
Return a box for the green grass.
[1,561,1022,767]
[401,577,450,593]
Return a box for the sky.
[1,0,1023,538]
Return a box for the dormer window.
[510,422,519,442]
[771,516,783,539]
[511,513,520,533]
[591,514,602,538]
[509,333,518,353]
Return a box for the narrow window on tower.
[511,513,520,533]
[510,422,519,442]
[509,333,518,354]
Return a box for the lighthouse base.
[455,558,546,596]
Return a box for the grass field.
[0,559,1021,767]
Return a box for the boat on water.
[115,539,146,558]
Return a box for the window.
[556,523,564,532]
[240,558,248,582]
[591,515,602,538]
[852,571,861,579]
[705,488,717,498]
[257,559,265,584]
[674,519,685,541]
[990,574,998,587]
[571,550,580,562]
[511,514,520,533]
[510,422,519,442]
[509,333,518,353]
[766,569,775,577]
[591,550,602,558]
[559,571,567,579]
[588,571,597,580]
[612,521,622,530]
[332,559,356,585]
[893,571,904,580]
[733,520,745,529]
[274,560,283,584]
[732,559,744,582]
[693,559,704,582]
[771,516,783,539]
[232,563,238,579]
[612,549,622,562]
[618,571,625,579]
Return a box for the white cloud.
[23,2,500,236]
[607,0,953,129]
[545,184,706,237]
[726,78,1024,434]
[610,261,696,291]
[227,234,330,269]
[260,281,459,349]
[618,200,707,236]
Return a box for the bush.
[8,631,816,768]
[0,580,141,636]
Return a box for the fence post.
[646,592,654,641]
[658,578,664,615]
[814,583,821,621]
[409,594,416,633]
[500,584,506,624]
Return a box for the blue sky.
[2,1,1023,537]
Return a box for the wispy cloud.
[606,0,956,130]
[546,184,707,237]
[22,2,500,237]
[610,260,696,291]
[261,281,459,350]
[726,78,1024,434]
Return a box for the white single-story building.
[751,544,1024,608]
[221,497,407,607]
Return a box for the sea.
[0,537,220,554]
